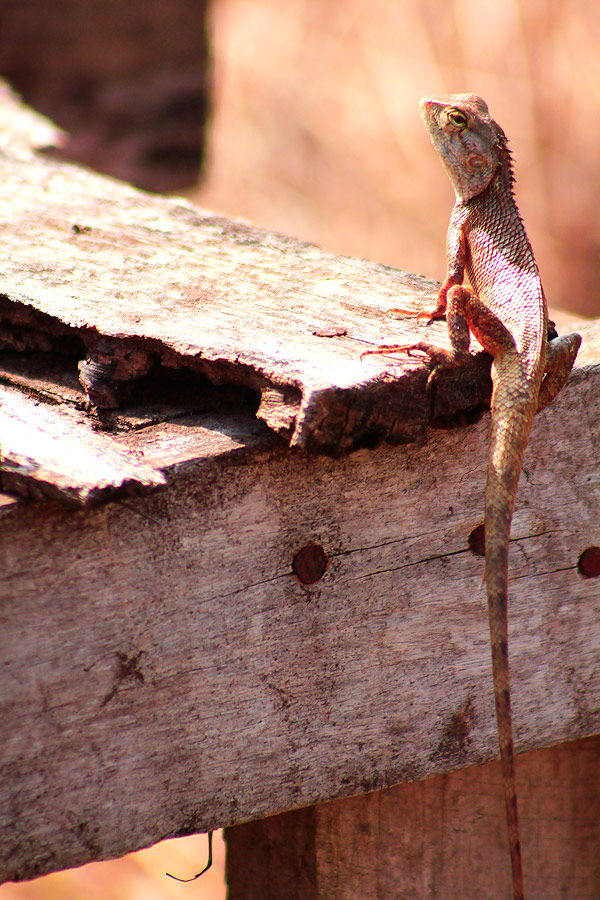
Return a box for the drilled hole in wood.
[578,547,600,578]
[468,524,485,557]
[292,543,328,585]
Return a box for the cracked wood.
[0,144,495,459]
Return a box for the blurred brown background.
[191,0,600,319]
[1,1,597,898]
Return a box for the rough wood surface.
[1,339,598,881]
[226,736,600,900]
[0,385,166,502]
[0,143,496,460]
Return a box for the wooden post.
[226,737,600,900]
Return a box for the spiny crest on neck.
[492,122,516,191]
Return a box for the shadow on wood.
[226,737,600,900]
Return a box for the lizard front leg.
[384,281,449,323]
[363,283,513,389]
[384,211,468,323]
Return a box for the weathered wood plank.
[0,80,64,158]
[0,354,278,502]
[1,344,598,881]
[0,386,165,502]
[0,145,494,454]
[226,736,600,900]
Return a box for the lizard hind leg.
[537,332,582,412]
[406,283,476,387]
[400,283,496,372]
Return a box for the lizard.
[365,94,582,899]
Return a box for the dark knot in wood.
[292,543,328,585]
[468,523,485,557]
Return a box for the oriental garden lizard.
[366,94,581,899]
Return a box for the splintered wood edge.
[0,382,280,505]
[1,318,597,504]
[0,270,461,454]
[0,387,166,503]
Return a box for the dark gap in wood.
[93,362,263,433]
[0,350,84,405]
[0,293,303,446]
[0,293,93,355]
[0,347,265,434]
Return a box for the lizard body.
[369,95,581,899]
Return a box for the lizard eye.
[445,108,468,131]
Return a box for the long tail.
[485,402,534,900]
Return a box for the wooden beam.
[1,345,599,881]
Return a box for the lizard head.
[420,94,511,203]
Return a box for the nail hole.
[292,543,328,585]
[468,524,485,557]
[578,547,600,578]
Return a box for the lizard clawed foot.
[361,342,460,365]
[362,342,468,396]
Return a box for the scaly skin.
[369,95,581,899]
